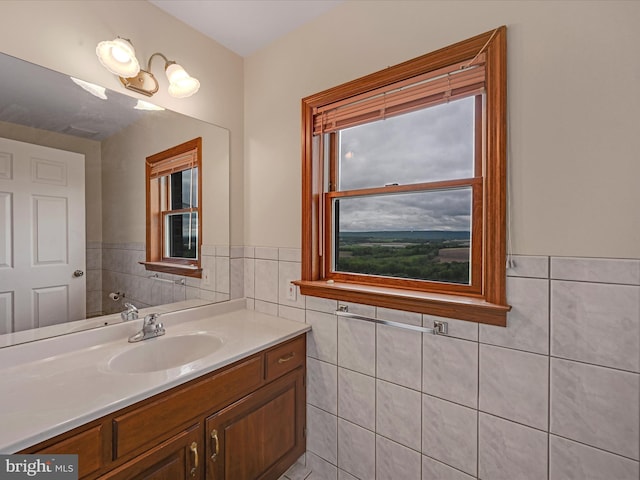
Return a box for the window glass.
[337,97,475,191]
[333,188,472,284]
[164,212,198,259]
[169,168,198,209]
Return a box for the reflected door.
[0,137,85,333]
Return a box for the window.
[296,28,510,325]
[143,137,203,278]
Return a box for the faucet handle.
[124,302,138,313]
[121,302,139,321]
[144,313,160,325]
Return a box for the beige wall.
[101,113,229,245]
[0,0,244,245]
[244,0,640,258]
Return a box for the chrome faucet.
[128,313,165,343]
[121,302,139,322]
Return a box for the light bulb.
[165,63,200,98]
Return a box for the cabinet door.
[98,424,202,480]
[206,368,305,480]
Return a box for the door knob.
[73,270,84,277]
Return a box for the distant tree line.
[336,242,469,284]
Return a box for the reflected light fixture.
[70,77,108,100]
[134,100,165,111]
[96,37,200,99]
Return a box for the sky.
[334,96,475,232]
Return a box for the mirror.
[0,52,230,347]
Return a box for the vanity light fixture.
[96,37,200,99]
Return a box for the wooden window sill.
[293,280,510,327]
[140,261,202,278]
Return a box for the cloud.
[337,189,471,231]
[338,96,474,191]
[332,96,475,232]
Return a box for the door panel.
[0,137,85,333]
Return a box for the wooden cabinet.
[22,335,306,480]
[98,425,202,480]
[205,369,305,480]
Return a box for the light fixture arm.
[146,52,176,72]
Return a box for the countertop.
[0,300,310,452]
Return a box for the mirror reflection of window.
[145,137,203,277]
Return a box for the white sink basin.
[108,333,224,374]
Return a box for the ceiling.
[148,0,344,57]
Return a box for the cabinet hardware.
[190,441,198,477]
[210,429,219,462]
[278,353,295,364]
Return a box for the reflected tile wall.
[244,252,640,479]
[100,242,232,314]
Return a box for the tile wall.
[96,242,240,316]
[245,249,640,480]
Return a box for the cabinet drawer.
[264,335,305,382]
[35,425,104,479]
[113,354,263,460]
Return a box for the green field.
[336,231,470,284]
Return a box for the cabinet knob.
[210,429,219,462]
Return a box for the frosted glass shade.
[165,63,200,98]
[96,38,140,77]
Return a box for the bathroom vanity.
[0,300,309,480]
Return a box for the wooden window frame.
[142,137,203,278]
[295,28,510,326]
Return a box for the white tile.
[307,405,338,464]
[229,245,244,259]
[337,470,356,480]
[479,344,548,430]
[478,413,548,480]
[306,297,338,314]
[215,245,230,257]
[216,256,230,294]
[376,380,422,451]
[507,255,549,278]
[229,257,243,299]
[549,435,639,480]
[423,335,478,408]
[278,305,306,323]
[377,325,422,390]
[307,311,338,364]
[254,299,278,316]
[376,435,421,480]
[551,280,640,372]
[244,258,255,298]
[551,257,640,285]
[550,358,639,459]
[377,307,421,326]
[337,317,375,376]
[337,419,375,480]
[422,395,477,476]
[279,247,301,262]
[480,276,549,355]
[306,452,337,480]
[254,259,278,303]
[308,358,338,415]
[278,260,305,309]
[255,246,278,260]
[338,368,375,431]
[422,456,475,480]
[243,246,255,259]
